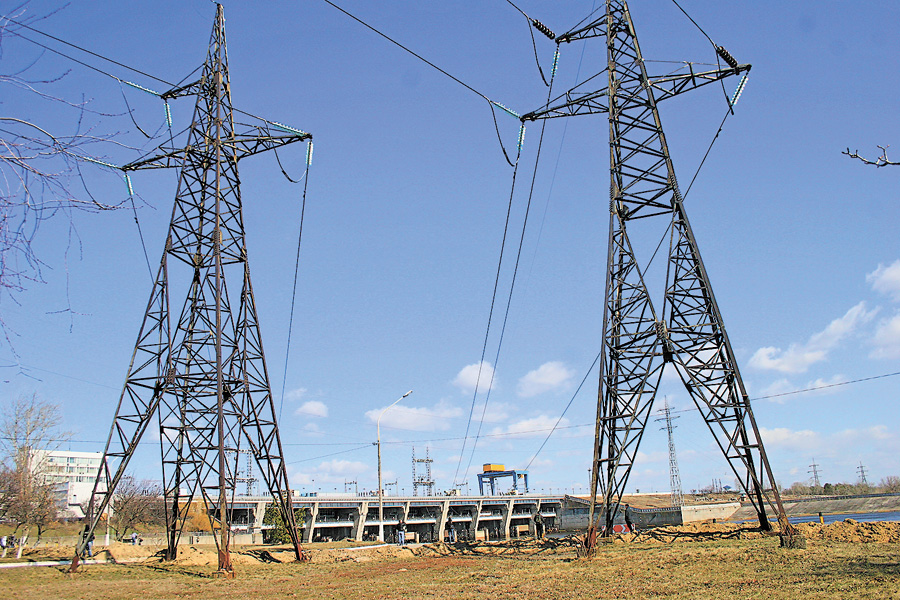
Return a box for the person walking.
[131,531,138,545]
[624,503,636,534]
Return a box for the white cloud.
[749,302,878,373]
[296,400,328,418]
[285,387,308,401]
[490,415,570,439]
[453,361,496,393]
[302,422,323,436]
[759,374,845,403]
[517,361,575,398]
[635,450,668,464]
[758,378,794,401]
[867,260,900,302]
[871,312,900,359]
[758,427,822,452]
[365,399,463,432]
[316,459,368,477]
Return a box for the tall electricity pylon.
[523,0,794,538]
[72,4,311,574]
[656,397,684,508]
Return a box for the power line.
[318,0,492,102]
[752,371,900,402]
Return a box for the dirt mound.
[797,519,900,543]
[172,545,265,566]
[414,538,572,557]
[304,544,415,564]
[105,542,159,563]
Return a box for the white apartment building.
[34,449,104,519]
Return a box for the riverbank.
[730,492,900,521]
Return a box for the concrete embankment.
[730,493,900,521]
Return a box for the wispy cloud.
[867,260,900,302]
[285,387,308,401]
[490,415,570,439]
[759,374,845,403]
[453,361,496,393]
[871,312,900,359]
[517,361,575,398]
[749,302,878,373]
[365,399,463,432]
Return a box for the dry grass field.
[2,522,898,599]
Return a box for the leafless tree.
[110,474,164,540]
[0,393,69,555]
[843,145,900,167]
[1,4,133,340]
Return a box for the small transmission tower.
[233,449,258,496]
[655,397,684,507]
[523,0,794,538]
[857,461,869,487]
[412,447,435,496]
[73,4,311,573]
[809,459,822,488]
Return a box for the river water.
[784,510,900,525]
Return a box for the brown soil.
[797,519,900,543]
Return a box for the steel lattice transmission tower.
[656,397,684,508]
[72,4,311,573]
[412,446,435,496]
[523,0,795,538]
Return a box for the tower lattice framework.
[73,4,310,571]
[523,0,793,536]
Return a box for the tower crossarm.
[522,64,749,122]
[122,130,311,171]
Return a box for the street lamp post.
[377,390,412,542]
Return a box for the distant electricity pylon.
[73,4,311,574]
[857,461,869,486]
[412,446,435,496]
[656,397,684,507]
[522,0,794,539]
[809,459,822,488]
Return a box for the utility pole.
[522,0,795,541]
[809,460,822,488]
[72,4,311,574]
[655,397,684,507]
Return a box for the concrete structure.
[196,494,564,545]
[34,450,104,519]
[559,496,741,531]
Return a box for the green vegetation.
[261,507,305,544]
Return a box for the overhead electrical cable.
[452,144,525,485]
[278,145,313,422]
[458,60,562,485]
[522,349,603,472]
[318,0,520,163]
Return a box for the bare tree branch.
[843,144,900,167]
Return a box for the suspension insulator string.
[715,45,739,69]
[730,74,748,107]
[531,18,555,40]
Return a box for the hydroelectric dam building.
[215,494,567,544]
[203,493,740,545]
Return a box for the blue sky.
[2,0,898,497]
